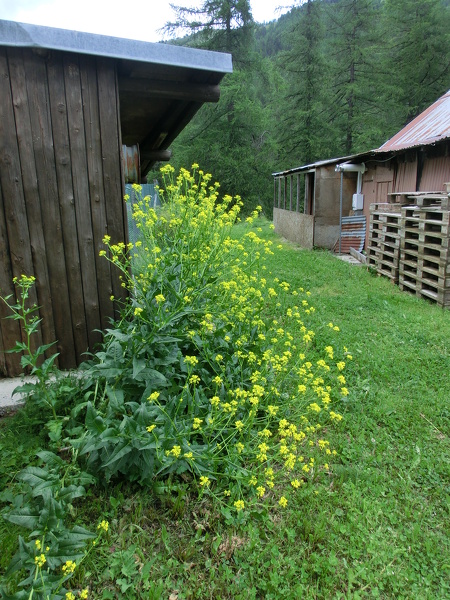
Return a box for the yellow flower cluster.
[62,560,76,575]
[96,164,351,514]
[184,355,199,366]
[34,554,46,568]
[97,519,109,532]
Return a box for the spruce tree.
[277,0,328,166]
[323,0,383,154]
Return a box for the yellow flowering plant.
[78,165,349,518]
[0,450,108,599]
[0,275,61,422]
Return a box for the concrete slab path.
[0,376,31,412]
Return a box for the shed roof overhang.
[271,151,375,178]
[0,19,233,177]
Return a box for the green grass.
[1,219,449,599]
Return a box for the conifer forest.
[155,0,450,215]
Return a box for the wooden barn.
[273,90,450,252]
[0,20,232,377]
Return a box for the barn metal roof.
[273,90,450,179]
[0,19,232,176]
[378,90,450,152]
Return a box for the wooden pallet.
[369,209,402,282]
[411,194,449,210]
[371,215,402,229]
[399,272,450,307]
[367,246,379,266]
[420,255,450,272]
[420,284,450,307]
[399,260,418,277]
[400,239,420,255]
[377,262,399,282]
[402,206,450,221]
[416,267,450,290]
[394,195,450,307]
[370,202,404,213]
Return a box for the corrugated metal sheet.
[379,90,450,152]
[394,160,417,192]
[419,155,450,191]
[334,216,366,253]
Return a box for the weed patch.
[0,167,449,598]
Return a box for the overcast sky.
[0,0,292,43]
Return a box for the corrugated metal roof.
[274,91,450,179]
[378,90,450,152]
[0,20,232,73]
[272,152,374,177]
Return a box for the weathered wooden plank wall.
[0,47,127,377]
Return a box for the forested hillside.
[150,0,450,215]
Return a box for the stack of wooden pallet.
[368,193,450,308]
[398,195,450,308]
[368,203,403,283]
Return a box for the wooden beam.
[118,77,221,103]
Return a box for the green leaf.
[3,507,40,530]
[36,450,65,467]
[18,466,54,489]
[5,341,28,353]
[85,402,104,433]
[37,352,59,374]
[3,536,29,577]
[33,341,58,357]
[133,357,147,379]
[106,386,125,410]
[103,441,132,468]
[12,383,36,396]
[139,368,168,386]
[71,400,89,418]
[106,340,123,361]
[46,419,63,442]
[105,329,130,342]
[0,584,29,598]
[58,485,86,503]
[93,366,123,378]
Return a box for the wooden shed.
[273,90,450,252]
[0,20,232,377]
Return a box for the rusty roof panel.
[378,90,450,152]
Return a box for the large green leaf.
[137,368,168,386]
[3,507,40,530]
[102,441,132,468]
[132,357,147,379]
[85,402,104,433]
[36,450,65,467]
[17,466,55,492]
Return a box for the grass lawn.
[1,218,449,599]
